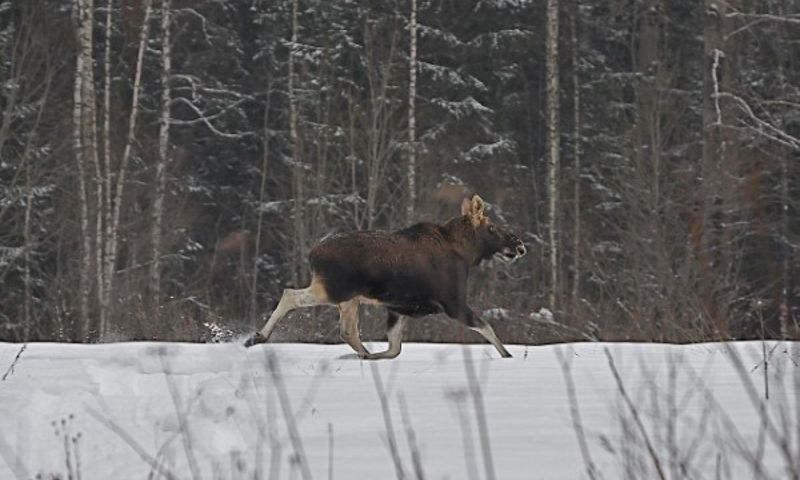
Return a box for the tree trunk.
[79,0,102,338]
[570,0,581,312]
[699,0,738,337]
[103,0,153,334]
[635,0,661,208]
[631,0,666,333]
[407,0,417,222]
[780,136,790,338]
[150,0,171,321]
[699,9,720,335]
[545,0,560,310]
[98,0,114,337]
[23,167,33,339]
[775,0,791,338]
[251,80,272,322]
[72,0,95,340]
[289,0,305,287]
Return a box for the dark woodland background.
[1,0,799,344]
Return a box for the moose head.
[461,195,527,264]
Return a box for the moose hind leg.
[338,299,370,357]
[364,311,404,360]
[245,282,329,347]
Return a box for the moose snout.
[505,234,526,259]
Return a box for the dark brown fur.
[310,215,516,318]
[245,195,526,359]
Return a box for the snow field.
[0,341,797,479]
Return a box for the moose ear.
[461,194,486,225]
[461,197,473,216]
[471,195,485,217]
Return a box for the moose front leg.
[449,305,512,358]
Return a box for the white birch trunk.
[102,0,153,331]
[72,0,94,339]
[546,0,561,309]
[407,0,417,222]
[98,0,114,337]
[150,0,171,318]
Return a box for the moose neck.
[442,216,484,266]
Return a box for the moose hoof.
[499,350,513,359]
[244,332,267,348]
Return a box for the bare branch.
[716,92,800,150]
[726,11,800,25]
[462,347,497,480]
[604,347,667,480]
[1,344,26,381]
[371,362,407,480]
[555,347,600,480]
[170,97,255,139]
[85,406,178,480]
[712,49,723,126]
[267,352,313,480]
[159,354,203,480]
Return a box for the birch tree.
[407,0,417,222]
[101,0,153,335]
[97,0,113,335]
[72,0,96,339]
[289,0,305,286]
[570,0,581,310]
[698,0,740,336]
[251,79,273,321]
[545,0,560,310]
[150,0,172,319]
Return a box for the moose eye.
[488,225,496,234]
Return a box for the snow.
[0,341,797,479]
[529,307,554,323]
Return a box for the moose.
[244,195,527,359]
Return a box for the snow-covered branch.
[716,92,800,150]
[170,97,254,138]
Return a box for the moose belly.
[360,275,445,317]
[381,298,443,317]
[357,289,444,317]
[311,235,451,316]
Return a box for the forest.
[0,0,798,344]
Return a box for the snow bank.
[0,341,797,479]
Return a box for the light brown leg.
[363,312,404,360]
[469,322,512,358]
[245,277,330,347]
[338,299,370,357]
[447,305,512,358]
